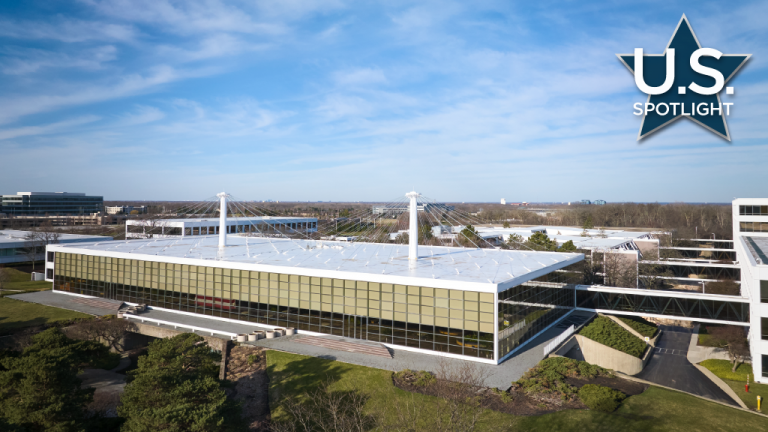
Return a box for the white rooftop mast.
[406,191,421,261]
[217,192,230,249]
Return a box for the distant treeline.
[458,203,733,240]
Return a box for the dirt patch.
[225,345,270,431]
[393,373,647,416]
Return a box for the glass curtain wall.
[497,282,574,358]
[53,252,495,359]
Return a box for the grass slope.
[700,359,753,382]
[266,351,767,431]
[0,297,91,333]
[580,316,647,358]
[700,359,768,411]
[0,267,51,296]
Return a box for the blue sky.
[0,0,766,202]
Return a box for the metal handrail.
[122,313,237,340]
[543,324,575,356]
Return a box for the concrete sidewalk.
[8,290,116,316]
[687,323,730,364]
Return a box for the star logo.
[617,15,750,141]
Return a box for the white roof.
[48,235,583,292]
[0,230,111,247]
[527,226,653,238]
[475,226,653,250]
[126,216,316,227]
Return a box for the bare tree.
[385,360,508,432]
[271,377,379,432]
[65,318,137,352]
[128,213,171,238]
[601,251,638,288]
[708,326,750,372]
[21,222,60,271]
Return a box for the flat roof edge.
[46,244,504,292]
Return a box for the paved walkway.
[687,323,730,363]
[635,325,738,406]
[8,290,117,316]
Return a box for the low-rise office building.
[45,235,581,363]
[1,229,111,273]
[125,217,318,239]
[1,192,103,216]
[46,193,583,364]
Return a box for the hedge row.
[579,316,646,358]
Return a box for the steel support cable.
[316,196,406,241]
[323,196,411,272]
[227,195,310,242]
[318,196,406,239]
[421,195,534,252]
[133,197,215,238]
[343,196,408,242]
[416,196,502,280]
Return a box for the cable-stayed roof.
[49,235,582,292]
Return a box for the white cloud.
[114,105,165,126]
[155,99,287,137]
[156,34,270,62]
[0,18,136,42]
[0,45,118,75]
[333,68,387,86]
[81,0,289,35]
[0,65,181,124]
[0,115,100,141]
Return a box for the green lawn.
[700,359,755,382]
[0,267,52,296]
[0,297,91,333]
[697,324,726,347]
[721,379,768,411]
[699,359,768,411]
[267,351,768,431]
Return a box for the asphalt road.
[635,325,737,406]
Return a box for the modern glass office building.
[46,235,582,364]
[1,192,103,216]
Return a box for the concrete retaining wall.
[550,333,579,358]
[575,334,651,375]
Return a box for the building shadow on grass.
[267,352,354,405]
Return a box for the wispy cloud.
[114,105,165,126]
[0,45,117,75]
[0,115,100,141]
[0,17,137,42]
[0,65,182,124]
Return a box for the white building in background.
[732,198,768,383]
[500,199,506,205]
[0,229,110,272]
[125,216,318,239]
[105,205,147,215]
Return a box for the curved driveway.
[635,325,737,406]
